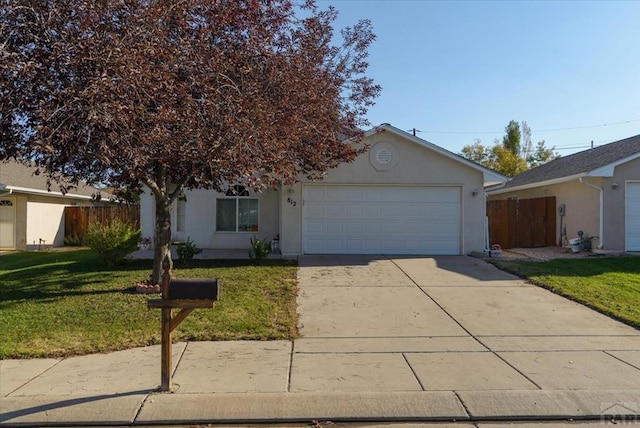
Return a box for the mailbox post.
[147,255,218,391]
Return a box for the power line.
[535,119,640,133]
[418,118,640,136]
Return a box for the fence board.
[487,196,556,249]
[65,205,140,239]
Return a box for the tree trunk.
[152,195,172,285]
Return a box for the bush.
[176,236,202,263]
[248,236,272,265]
[63,232,84,246]
[84,220,141,267]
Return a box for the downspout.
[579,177,603,249]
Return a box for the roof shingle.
[0,161,105,198]
[499,134,640,190]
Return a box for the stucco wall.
[140,188,155,244]
[488,157,640,250]
[14,196,27,250]
[488,179,602,247]
[140,187,280,250]
[279,131,487,255]
[26,200,66,248]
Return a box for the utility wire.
[418,118,640,136]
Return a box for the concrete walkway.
[2,255,639,426]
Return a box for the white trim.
[589,152,640,177]
[487,173,587,195]
[625,180,640,252]
[488,152,640,195]
[5,185,94,200]
[214,196,260,233]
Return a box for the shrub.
[63,232,84,246]
[176,236,202,263]
[248,236,272,265]
[84,220,141,267]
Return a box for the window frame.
[215,186,260,233]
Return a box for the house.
[487,134,640,252]
[140,124,506,256]
[0,161,108,251]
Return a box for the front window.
[216,186,259,232]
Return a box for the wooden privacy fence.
[65,205,140,239]
[487,196,556,249]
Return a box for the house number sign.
[287,197,297,207]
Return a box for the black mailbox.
[168,278,219,301]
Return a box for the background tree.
[520,121,533,159]
[460,138,491,164]
[528,140,559,168]
[1,0,381,283]
[460,120,559,177]
[502,120,521,156]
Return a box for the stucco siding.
[138,127,497,255]
[140,187,280,250]
[140,188,155,244]
[26,200,66,248]
[488,157,640,250]
[180,187,279,250]
[279,131,486,255]
[488,180,601,247]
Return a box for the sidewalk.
[2,255,639,426]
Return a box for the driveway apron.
[293,255,640,398]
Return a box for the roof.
[364,124,508,186]
[0,161,108,200]
[489,134,640,194]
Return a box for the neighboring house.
[487,134,640,252]
[140,124,506,256]
[0,161,109,251]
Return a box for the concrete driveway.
[294,255,640,414]
[3,255,639,425]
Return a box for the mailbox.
[168,278,219,301]
[147,255,220,391]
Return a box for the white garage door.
[626,182,640,251]
[303,185,461,255]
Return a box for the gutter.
[579,177,603,249]
[2,185,94,200]
[0,183,12,196]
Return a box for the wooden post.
[160,254,173,392]
[148,255,216,392]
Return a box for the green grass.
[0,250,299,359]
[492,256,640,328]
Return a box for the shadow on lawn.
[0,251,152,304]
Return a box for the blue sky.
[320,0,640,155]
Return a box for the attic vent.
[376,148,392,165]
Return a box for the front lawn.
[0,250,299,359]
[492,256,640,328]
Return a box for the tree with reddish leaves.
[1,0,380,282]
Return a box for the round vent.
[376,148,392,165]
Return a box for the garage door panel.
[345,205,362,217]
[345,223,363,233]
[303,185,461,255]
[306,221,324,234]
[326,222,342,234]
